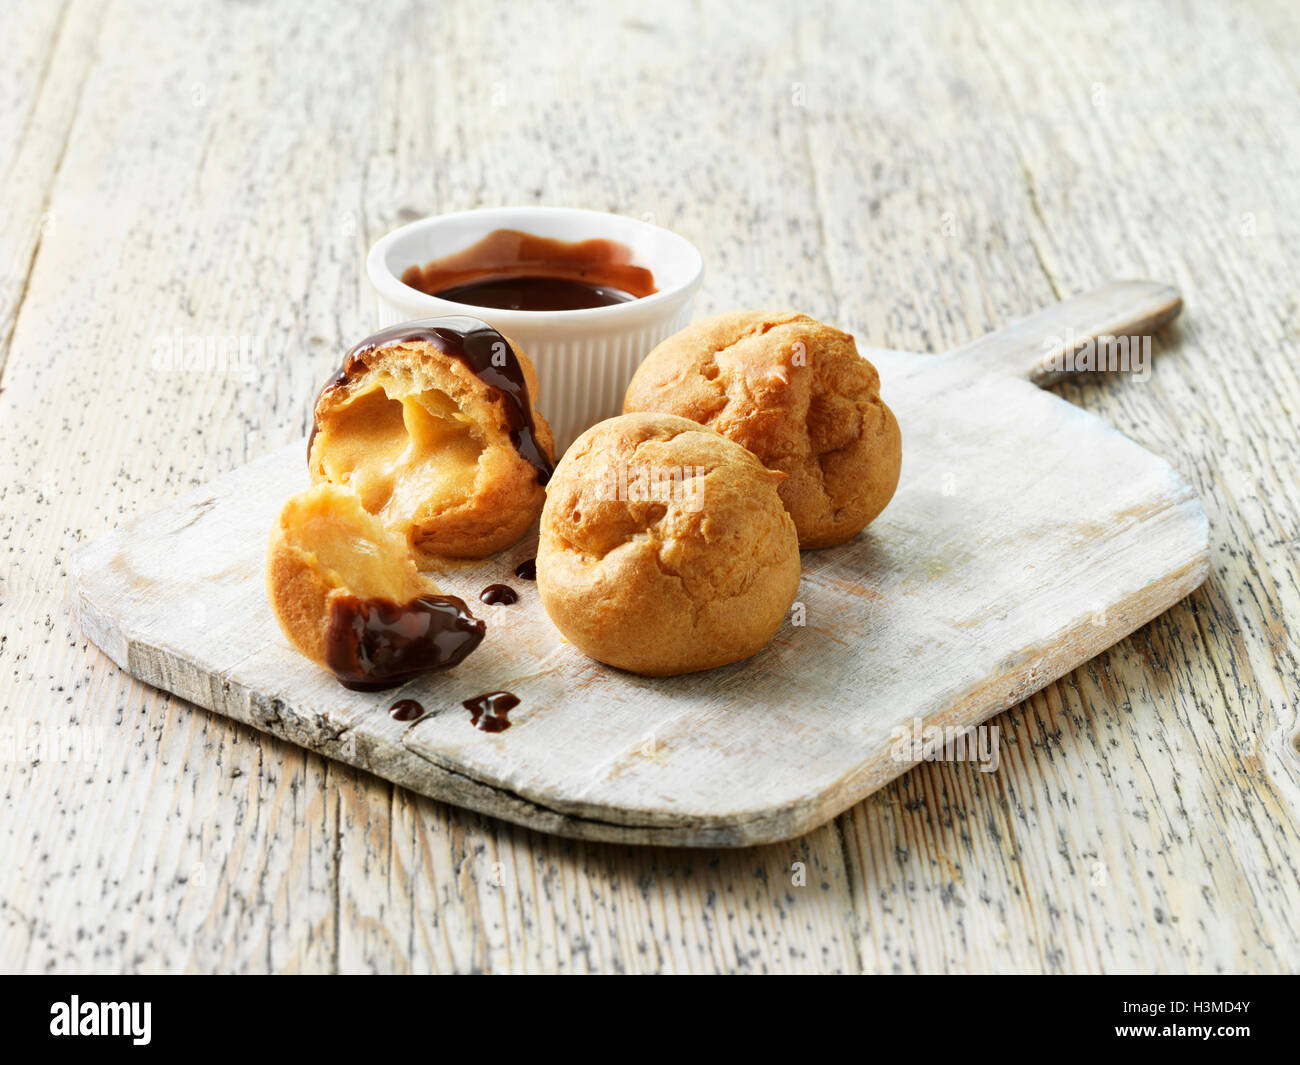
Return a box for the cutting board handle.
[945,280,1183,386]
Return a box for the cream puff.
[267,483,484,690]
[623,310,901,549]
[537,412,801,676]
[308,317,555,565]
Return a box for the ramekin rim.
[365,206,705,328]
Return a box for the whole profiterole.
[536,412,802,676]
[623,310,901,549]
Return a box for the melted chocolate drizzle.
[309,316,553,486]
[479,583,519,606]
[463,691,519,732]
[389,698,425,721]
[514,558,537,581]
[324,593,485,692]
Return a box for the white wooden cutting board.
[70,281,1207,847]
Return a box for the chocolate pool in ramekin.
[400,228,659,312]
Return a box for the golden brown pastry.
[623,311,901,549]
[308,317,555,565]
[267,483,484,690]
[537,413,801,676]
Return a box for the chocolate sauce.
[463,691,519,733]
[514,558,537,581]
[324,593,485,691]
[311,317,553,485]
[400,229,656,312]
[432,276,635,311]
[389,698,425,721]
[479,583,519,606]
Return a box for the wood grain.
[2,0,1297,972]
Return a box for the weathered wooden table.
[3,0,1297,973]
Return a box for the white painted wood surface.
[71,283,1208,846]
[4,0,1299,973]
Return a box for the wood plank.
[0,2,104,370]
[4,0,1299,973]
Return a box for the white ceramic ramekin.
[366,206,704,453]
